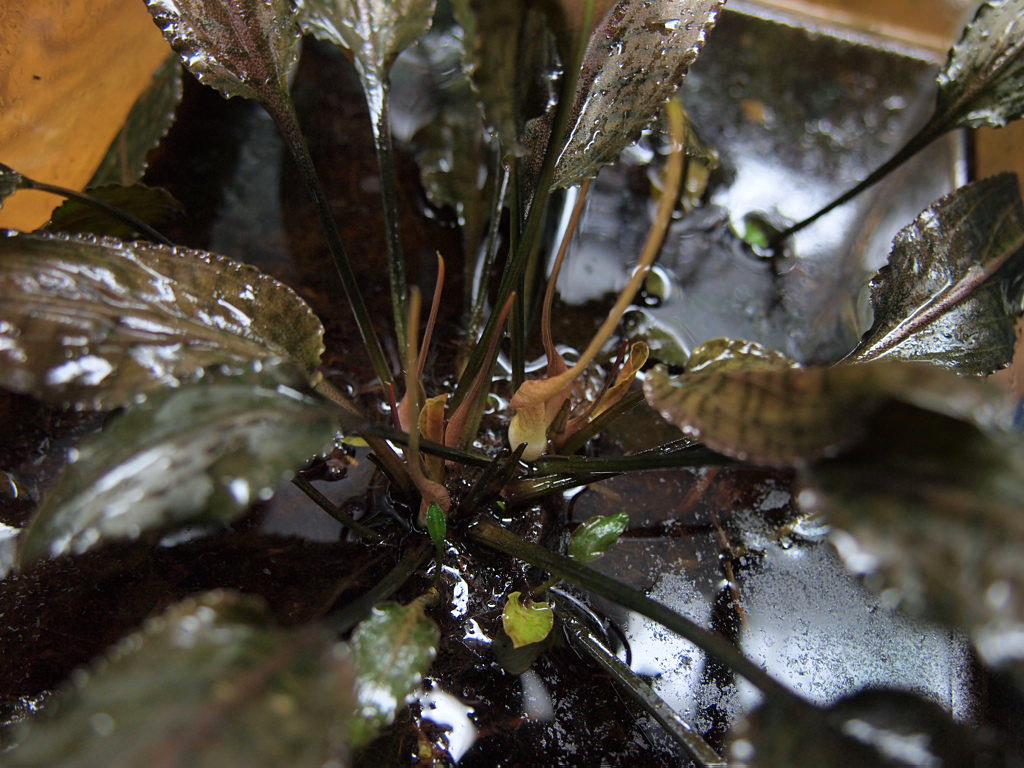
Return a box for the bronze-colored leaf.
[17,368,342,567]
[935,0,1024,130]
[90,55,183,188]
[850,174,1024,374]
[551,0,724,188]
[3,591,357,768]
[0,231,324,410]
[644,358,1010,467]
[686,337,796,374]
[144,0,301,104]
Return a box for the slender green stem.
[292,475,381,541]
[365,79,409,344]
[263,93,393,386]
[468,518,807,711]
[361,423,492,468]
[22,177,172,246]
[772,120,943,244]
[330,540,432,633]
[504,471,610,504]
[532,444,733,474]
[467,159,509,343]
[558,389,645,455]
[558,607,726,767]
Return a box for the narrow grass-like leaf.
[144,0,300,104]
[850,174,1024,374]
[551,0,724,187]
[0,231,324,409]
[44,185,185,241]
[90,55,184,188]
[17,369,341,567]
[348,600,439,749]
[4,591,357,768]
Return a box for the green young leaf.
[145,0,301,104]
[798,402,1024,673]
[44,184,185,241]
[730,688,1009,767]
[90,55,184,188]
[17,369,342,567]
[502,591,555,649]
[850,174,1024,374]
[349,600,439,749]
[551,0,725,188]
[568,513,629,563]
[298,0,435,83]
[934,0,1024,130]
[3,591,357,768]
[0,231,324,410]
[425,502,446,545]
[1,162,25,208]
[644,358,1010,467]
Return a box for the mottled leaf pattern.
[936,0,1024,129]
[3,592,357,768]
[17,370,342,567]
[349,600,439,748]
[552,0,724,187]
[145,0,301,103]
[851,174,1024,374]
[0,232,324,409]
[90,55,184,188]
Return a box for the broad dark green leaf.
[935,0,1024,130]
[1,162,24,207]
[798,402,1024,673]
[17,370,341,567]
[4,591,357,768]
[90,55,184,188]
[298,0,435,83]
[644,358,1010,466]
[145,0,301,104]
[850,174,1024,374]
[44,184,185,241]
[0,231,324,409]
[551,0,724,187]
[731,689,1011,767]
[501,591,554,649]
[569,513,629,563]
[348,600,439,749]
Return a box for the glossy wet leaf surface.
[17,370,341,567]
[935,0,1024,130]
[798,402,1024,673]
[3,591,356,768]
[0,231,324,409]
[568,512,629,563]
[44,184,185,241]
[551,0,724,188]
[501,591,555,649]
[349,600,438,749]
[145,0,300,104]
[851,174,1024,374]
[90,55,183,188]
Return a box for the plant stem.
[558,607,725,767]
[292,475,381,541]
[557,388,644,455]
[263,94,393,387]
[466,160,509,344]
[330,540,432,633]
[21,177,173,246]
[468,518,806,711]
[532,444,733,474]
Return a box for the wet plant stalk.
[466,157,509,342]
[331,540,432,634]
[263,94,393,386]
[292,475,380,540]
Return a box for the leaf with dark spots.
[348,599,439,749]
[850,174,1024,374]
[644,358,1011,467]
[551,0,724,188]
[145,0,301,104]
[17,368,343,568]
[90,55,184,188]
[44,185,185,241]
[798,402,1024,673]
[3,591,357,768]
[934,0,1024,130]
[685,337,796,374]
[299,0,435,84]
[731,688,1014,767]
[1,163,25,207]
[0,231,324,410]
